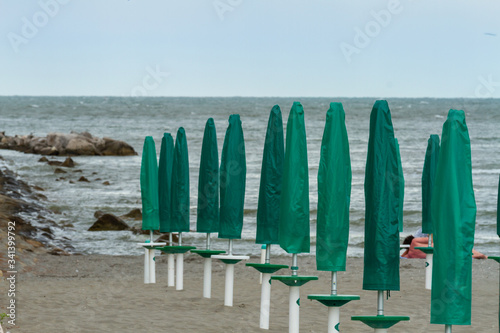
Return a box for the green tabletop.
[489,256,500,264]
[352,315,410,329]
[246,263,289,274]
[190,249,225,258]
[155,245,196,254]
[308,294,360,307]
[415,246,434,254]
[271,275,318,287]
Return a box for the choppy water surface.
[0,96,498,257]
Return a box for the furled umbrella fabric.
[140,136,160,231]
[279,101,310,254]
[421,134,440,235]
[219,114,246,239]
[170,128,190,232]
[197,118,220,233]
[158,133,174,233]
[363,100,400,291]
[256,105,284,245]
[430,109,476,325]
[316,102,351,271]
[395,138,405,232]
[497,175,500,237]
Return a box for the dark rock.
[102,181,110,186]
[120,208,142,220]
[32,185,45,191]
[61,157,75,167]
[48,247,70,256]
[48,160,63,166]
[69,180,75,184]
[38,157,49,162]
[73,169,83,173]
[54,168,67,174]
[78,176,89,182]
[95,178,102,181]
[88,213,130,231]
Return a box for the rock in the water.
[0,131,137,156]
[88,213,130,231]
[54,168,67,174]
[102,181,110,186]
[61,157,75,167]
[120,208,142,220]
[78,176,89,182]
[38,157,49,162]
[48,160,63,166]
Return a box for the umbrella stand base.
[191,250,226,298]
[415,247,434,290]
[213,255,250,306]
[137,242,166,284]
[351,315,409,332]
[246,264,288,329]
[271,276,318,333]
[308,295,360,333]
[156,245,196,254]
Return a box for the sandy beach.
[2,252,497,333]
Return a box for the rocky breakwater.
[0,131,137,156]
[0,165,74,275]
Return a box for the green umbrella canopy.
[197,118,219,233]
[279,101,310,254]
[395,138,405,232]
[170,128,190,233]
[421,134,440,235]
[158,133,174,233]
[363,100,400,291]
[219,114,246,239]
[316,102,351,271]
[256,105,284,245]
[140,136,160,231]
[430,109,476,326]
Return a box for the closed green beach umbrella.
[158,133,174,233]
[421,134,440,235]
[140,136,160,231]
[219,114,246,239]
[395,138,405,232]
[170,128,190,232]
[316,102,351,271]
[256,105,284,245]
[497,175,500,237]
[197,118,219,233]
[279,101,310,254]
[430,109,476,326]
[363,100,400,291]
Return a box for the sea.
[0,96,498,257]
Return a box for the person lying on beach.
[401,235,488,259]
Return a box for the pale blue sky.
[1,0,499,97]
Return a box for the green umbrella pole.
[168,232,175,286]
[428,234,432,247]
[228,239,234,255]
[176,232,184,290]
[445,324,452,333]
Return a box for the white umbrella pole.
[144,247,150,284]
[176,232,184,290]
[373,290,386,333]
[260,272,272,329]
[149,230,156,283]
[223,239,235,306]
[328,307,340,333]
[168,233,175,287]
[203,257,212,298]
[425,253,433,290]
[202,233,212,298]
[289,285,300,333]
[225,261,235,306]
[445,325,452,333]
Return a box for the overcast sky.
[1,0,499,97]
